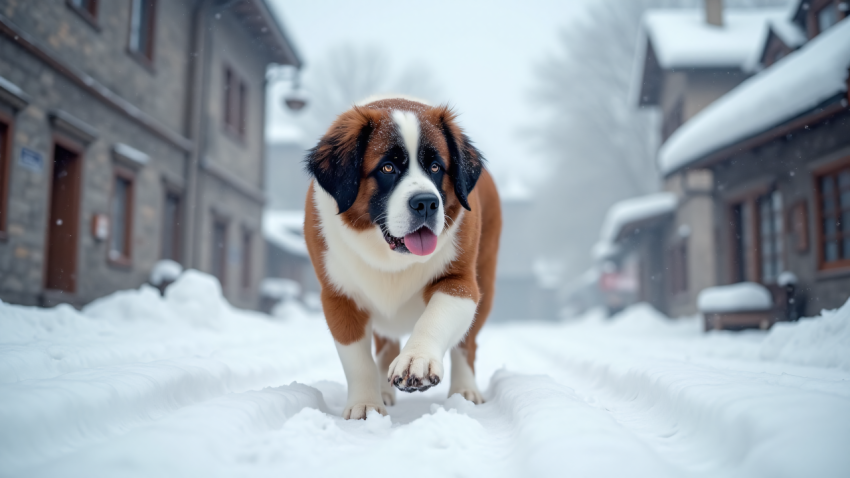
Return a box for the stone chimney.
[705,0,723,27]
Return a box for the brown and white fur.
[304,98,501,420]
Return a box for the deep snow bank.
[762,298,850,372]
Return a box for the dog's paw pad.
[388,352,444,393]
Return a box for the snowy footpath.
[1,271,849,478]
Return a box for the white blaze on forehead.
[385,109,445,239]
[392,110,420,162]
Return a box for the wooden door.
[45,143,82,292]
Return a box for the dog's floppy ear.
[436,106,484,211]
[305,107,375,214]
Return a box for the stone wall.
[711,109,850,315]
[0,0,280,310]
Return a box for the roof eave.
[233,0,303,68]
[663,98,848,178]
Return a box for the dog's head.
[307,98,483,259]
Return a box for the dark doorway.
[45,142,82,292]
[161,191,181,262]
[211,219,227,288]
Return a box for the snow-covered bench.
[697,282,781,331]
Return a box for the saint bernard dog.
[304,97,502,419]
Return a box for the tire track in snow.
[506,330,850,477]
[11,372,680,478]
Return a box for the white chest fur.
[313,187,463,337]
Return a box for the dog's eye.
[430,163,440,173]
[381,164,395,174]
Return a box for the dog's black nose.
[409,193,439,218]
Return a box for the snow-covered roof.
[642,9,788,73]
[592,192,677,260]
[697,282,773,313]
[263,210,309,257]
[767,19,807,49]
[659,19,850,175]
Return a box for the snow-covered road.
[1,271,849,478]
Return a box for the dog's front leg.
[335,323,387,420]
[388,291,477,392]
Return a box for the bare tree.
[298,44,443,143]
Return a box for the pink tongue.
[404,228,438,256]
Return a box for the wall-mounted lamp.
[269,65,309,112]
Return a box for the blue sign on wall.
[19,148,44,172]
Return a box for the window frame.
[813,157,850,271]
[223,65,248,142]
[108,166,135,267]
[0,111,12,241]
[126,0,157,68]
[66,0,100,30]
[756,190,785,283]
[725,183,787,284]
[160,188,182,263]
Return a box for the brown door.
[45,142,82,292]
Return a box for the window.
[730,189,784,283]
[817,2,839,32]
[816,165,850,269]
[241,229,252,290]
[212,219,228,287]
[758,191,784,282]
[224,67,248,139]
[0,118,10,238]
[109,170,134,264]
[807,0,846,37]
[667,240,688,295]
[128,0,156,63]
[161,191,181,261]
[67,0,98,26]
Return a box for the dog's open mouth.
[383,226,438,256]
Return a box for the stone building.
[0,0,301,309]
[613,0,849,318]
[661,10,850,316]
[631,0,801,316]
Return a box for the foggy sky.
[266,0,590,190]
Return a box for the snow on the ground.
[1,272,849,477]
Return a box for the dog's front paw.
[343,402,387,420]
[388,351,444,393]
[381,387,396,406]
[449,388,485,405]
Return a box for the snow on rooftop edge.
[659,19,850,175]
[642,9,787,72]
[592,192,677,260]
[262,209,309,257]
